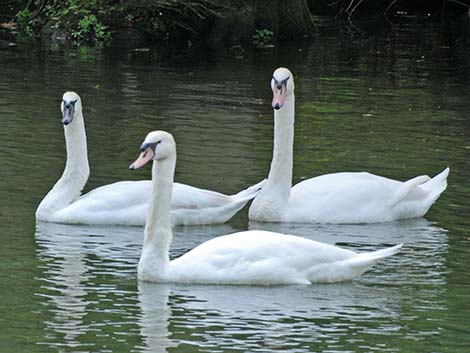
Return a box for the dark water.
[1,18,470,352]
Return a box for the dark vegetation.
[1,0,470,46]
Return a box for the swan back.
[167,231,401,285]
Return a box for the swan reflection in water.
[35,218,448,352]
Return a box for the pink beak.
[271,85,286,110]
[129,147,155,170]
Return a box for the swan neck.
[140,154,176,277]
[36,112,89,217]
[265,94,294,199]
[63,113,89,179]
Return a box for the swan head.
[61,91,82,125]
[129,130,176,170]
[271,67,294,110]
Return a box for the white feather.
[249,68,449,224]
[136,130,401,285]
[36,92,264,226]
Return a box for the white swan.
[130,130,402,284]
[249,67,449,224]
[36,91,265,226]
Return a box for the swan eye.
[63,99,77,108]
[140,141,159,152]
[273,77,289,90]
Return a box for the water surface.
[1,18,470,352]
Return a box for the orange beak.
[271,84,286,110]
[129,147,155,170]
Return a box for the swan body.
[249,67,449,224]
[131,130,402,285]
[36,92,265,226]
[163,231,402,285]
[41,179,265,226]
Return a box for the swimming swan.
[36,92,265,226]
[130,130,402,284]
[249,67,449,224]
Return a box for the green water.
[1,18,470,352]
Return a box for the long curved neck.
[61,113,90,192]
[258,94,295,202]
[249,93,294,221]
[138,154,176,280]
[266,94,294,197]
[36,113,89,217]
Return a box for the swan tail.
[387,174,431,208]
[419,167,449,204]
[307,244,402,283]
[387,167,449,219]
[355,243,403,262]
[202,181,266,223]
[230,179,267,202]
[341,244,403,278]
[173,180,267,226]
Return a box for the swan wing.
[168,231,399,285]
[51,180,265,226]
[284,170,448,223]
[171,183,231,209]
[52,180,151,225]
[285,172,400,223]
[172,179,266,209]
[53,181,231,225]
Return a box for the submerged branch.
[385,0,404,15]
[447,0,469,7]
